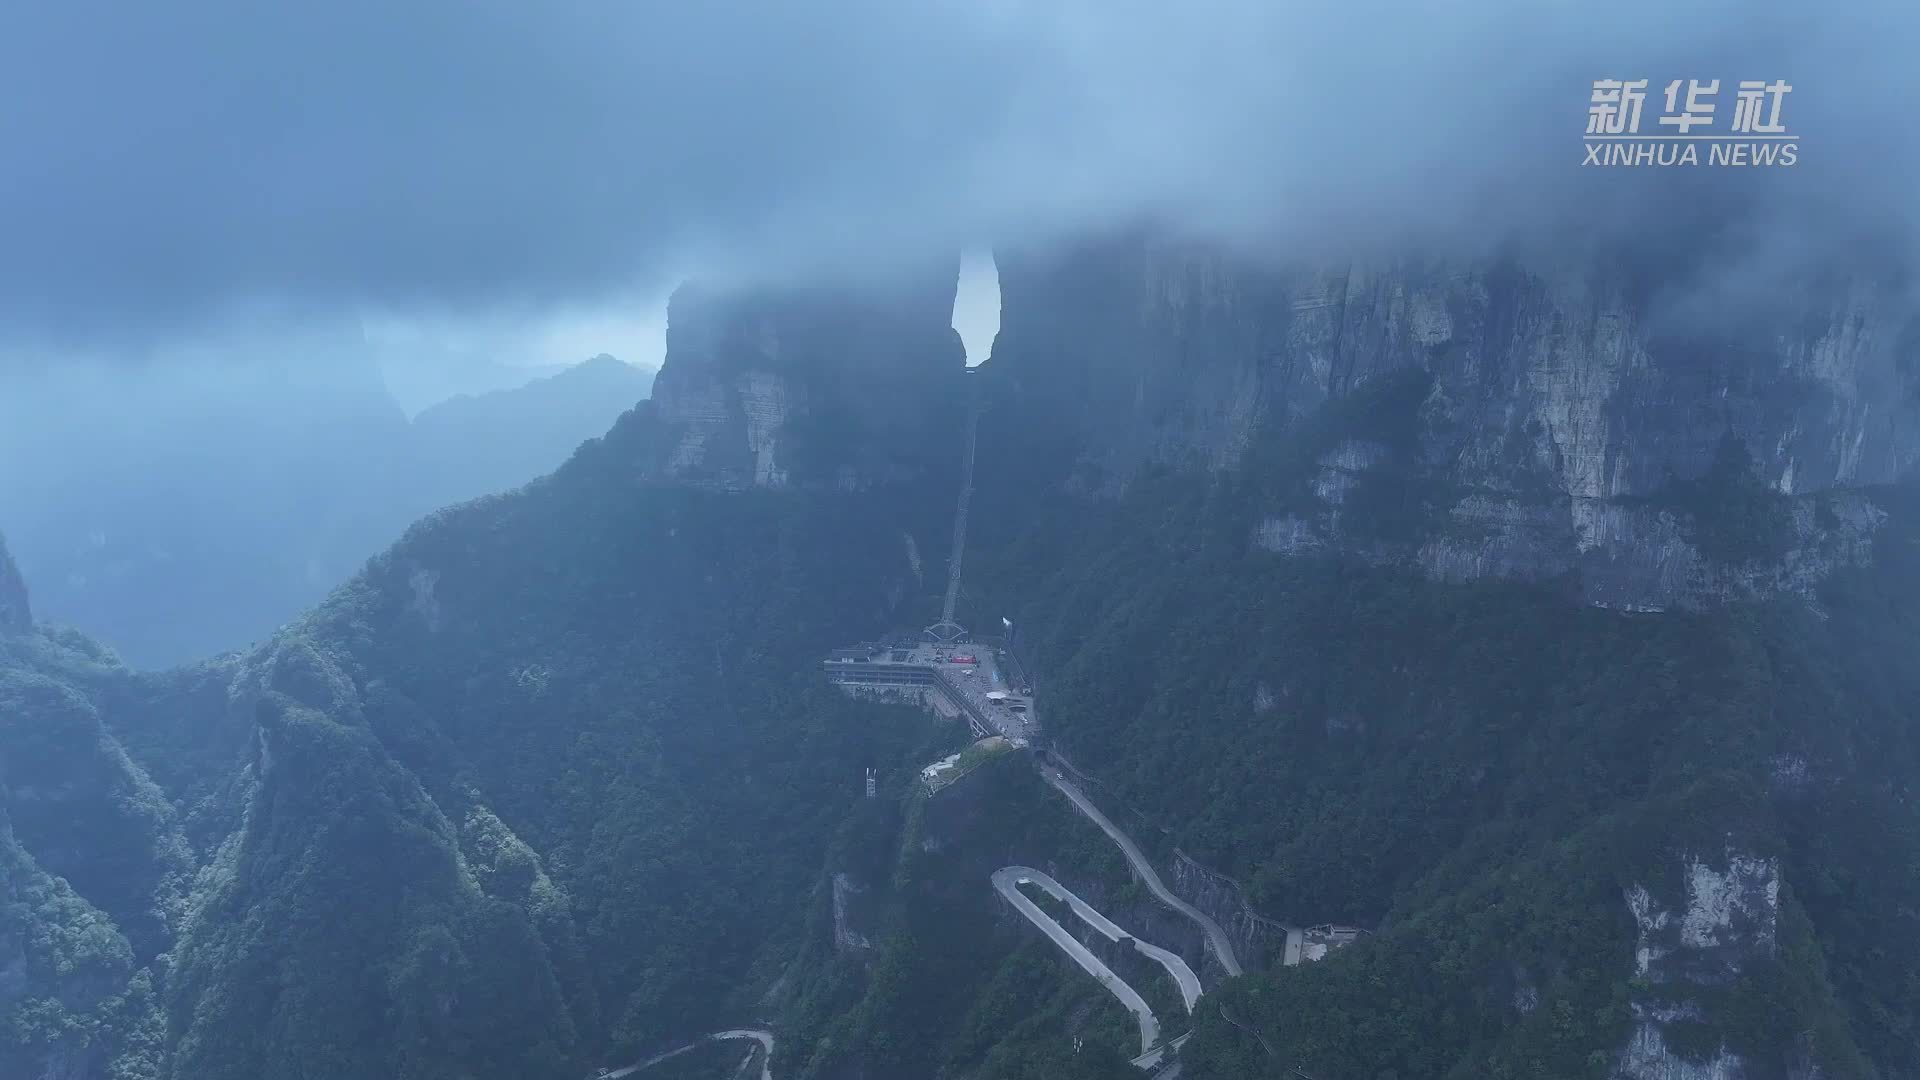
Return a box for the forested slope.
[4,250,1918,1080]
[0,399,963,1079]
[945,377,1920,1079]
[0,354,652,668]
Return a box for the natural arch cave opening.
[952,249,1001,368]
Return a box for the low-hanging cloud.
[1,0,1913,352]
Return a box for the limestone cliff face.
[1615,851,1782,1080]
[0,532,29,632]
[992,232,1920,606]
[1168,850,1291,972]
[637,263,967,491]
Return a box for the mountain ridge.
[1,234,1916,1080]
[0,353,653,667]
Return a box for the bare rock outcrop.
[637,262,967,491]
[993,231,1920,607]
[0,531,30,632]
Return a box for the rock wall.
[1167,850,1294,973]
[992,231,1920,606]
[998,234,1920,497]
[1265,469,1888,611]
[1614,850,1781,1080]
[638,262,968,490]
[831,872,876,953]
[0,532,29,633]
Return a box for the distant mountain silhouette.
[0,354,652,667]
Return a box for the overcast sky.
[1,0,1913,373]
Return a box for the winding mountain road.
[599,762,1232,1078]
[604,733,1259,1076]
[604,1029,775,1080]
[1003,867,1201,1009]
[711,1031,773,1080]
[993,866,1169,1055]
[1041,767,1246,978]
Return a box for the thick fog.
[1,0,1915,662]
[0,349,652,667]
[1,0,1913,355]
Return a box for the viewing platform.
[822,635,1038,746]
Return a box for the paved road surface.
[993,866,1163,1055]
[606,1043,696,1078]
[1042,768,1246,978]
[1004,865,1202,1009]
[710,1031,773,1080]
[1132,1031,1192,1071]
[604,1029,775,1080]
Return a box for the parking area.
[825,638,1040,744]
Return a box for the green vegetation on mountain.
[774,753,1145,1080]
[1,401,964,1080]
[0,628,178,1080]
[0,354,652,668]
[949,387,1920,1078]
[2,341,1916,1080]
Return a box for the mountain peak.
[637,263,965,490]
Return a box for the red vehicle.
[951,654,978,665]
